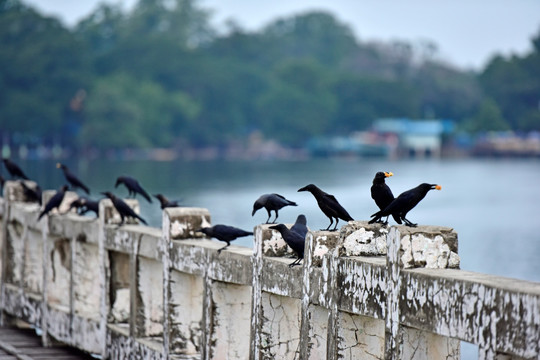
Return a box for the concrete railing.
[0,181,539,360]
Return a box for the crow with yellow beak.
[370,171,397,224]
[369,183,441,227]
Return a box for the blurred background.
[1,1,540,356]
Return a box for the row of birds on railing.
[1,158,441,267]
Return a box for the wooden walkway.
[0,327,93,360]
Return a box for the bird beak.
[297,186,306,192]
[269,225,278,230]
[434,185,442,190]
[251,209,256,216]
[385,172,393,177]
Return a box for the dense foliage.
[1,0,539,150]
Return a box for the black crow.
[20,181,42,205]
[0,175,4,194]
[298,184,353,231]
[197,225,253,253]
[69,197,99,217]
[252,193,297,224]
[290,214,308,239]
[38,185,69,221]
[369,183,442,227]
[153,194,180,209]
[2,158,29,180]
[269,224,305,267]
[115,176,152,203]
[370,171,399,224]
[101,191,147,226]
[57,163,90,194]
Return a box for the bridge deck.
[0,327,93,360]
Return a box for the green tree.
[0,0,89,137]
[256,59,337,144]
[80,74,199,148]
[261,11,358,68]
[332,75,420,132]
[480,28,540,131]
[463,98,510,133]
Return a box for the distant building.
[372,118,455,158]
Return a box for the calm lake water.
[20,157,540,283]
[8,157,540,358]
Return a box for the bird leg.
[116,215,125,228]
[217,243,230,254]
[272,210,279,224]
[265,209,272,224]
[331,218,340,231]
[323,217,334,231]
[289,257,302,267]
[403,218,417,227]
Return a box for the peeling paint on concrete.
[47,238,71,308]
[168,270,203,355]
[339,221,389,257]
[24,229,43,294]
[262,224,293,257]
[337,312,385,359]
[310,231,339,267]
[73,241,101,319]
[401,326,460,360]
[210,281,252,359]
[260,292,301,359]
[303,305,328,359]
[166,208,211,240]
[137,257,163,337]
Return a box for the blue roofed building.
[372,118,455,158]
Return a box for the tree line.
[1,0,539,151]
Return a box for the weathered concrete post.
[384,224,460,360]
[250,223,306,359]
[163,207,210,358]
[39,188,78,347]
[98,198,113,358]
[299,230,339,359]
[249,224,264,360]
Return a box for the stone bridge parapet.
[0,181,538,359]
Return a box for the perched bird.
[69,197,99,217]
[197,225,253,253]
[252,193,297,224]
[369,183,442,227]
[101,191,147,226]
[115,176,152,203]
[2,158,29,180]
[57,163,90,194]
[298,184,353,231]
[0,175,5,194]
[38,185,69,221]
[20,181,42,205]
[154,194,180,209]
[370,171,399,224]
[290,214,308,239]
[269,224,305,267]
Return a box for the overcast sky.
[22,0,540,70]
